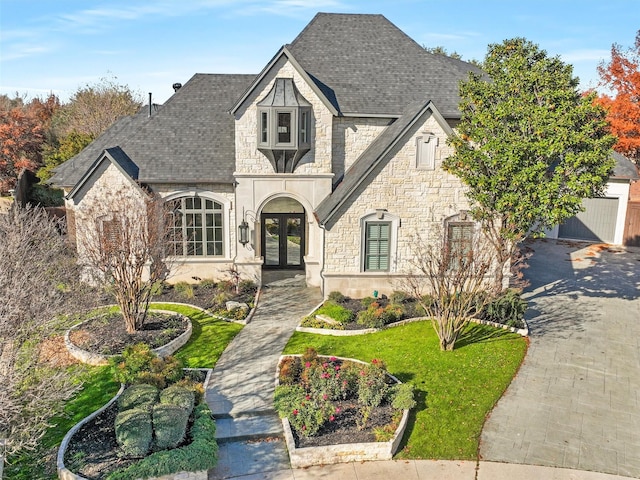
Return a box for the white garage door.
[558,197,619,243]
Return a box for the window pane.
[169,196,224,258]
[365,222,390,272]
[300,111,308,143]
[277,112,291,143]
[261,111,268,144]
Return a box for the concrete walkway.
[481,240,640,478]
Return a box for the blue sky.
[1,0,638,104]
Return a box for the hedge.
[115,408,153,458]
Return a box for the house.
[50,13,633,298]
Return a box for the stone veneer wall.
[322,114,471,298]
[332,117,393,179]
[234,58,334,176]
[69,162,147,266]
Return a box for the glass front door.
[262,213,304,269]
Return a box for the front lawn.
[283,320,527,459]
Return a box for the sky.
[1,0,638,105]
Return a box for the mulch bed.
[69,312,188,356]
[64,402,135,480]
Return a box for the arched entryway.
[261,197,305,270]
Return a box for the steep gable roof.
[315,99,453,228]
[287,13,481,117]
[51,73,255,188]
[67,146,144,201]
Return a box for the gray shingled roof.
[316,99,451,227]
[50,74,255,188]
[50,111,150,188]
[611,151,639,179]
[287,13,482,117]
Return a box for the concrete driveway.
[480,239,640,478]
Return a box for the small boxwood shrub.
[153,404,190,450]
[160,385,195,412]
[107,404,218,480]
[115,408,153,457]
[357,302,402,329]
[117,384,159,412]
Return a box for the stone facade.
[322,114,472,298]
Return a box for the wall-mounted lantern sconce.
[238,219,250,245]
[238,208,257,246]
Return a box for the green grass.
[150,303,243,368]
[5,304,242,478]
[283,320,527,460]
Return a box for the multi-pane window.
[168,197,224,257]
[260,111,269,144]
[364,222,390,271]
[447,222,474,269]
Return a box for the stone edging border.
[153,287,261,325]
[57,369,213,480]
[275,354,410,468]
[296,314,529,337]
[57,383,126,480]
[64,310,193,366]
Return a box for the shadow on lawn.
[455,323,518,349]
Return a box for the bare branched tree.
[400,226,494,351]
[78,187,170,333]
[0,206,84,468]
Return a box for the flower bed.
[274,350,414,468]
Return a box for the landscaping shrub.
[115,408,153,457]
[357,359,390,429]
[327,291,347,303]
[482,289,527,328]
[389,382,416,411]
[117,384,159,412]
[160,384,195,412]
[357,302,402,328]
[173,281,195,299]
[306,356,348,401]
[389,290,410,304]
[173,377,205,404]
[360,296,377,308]
[238,279,257,295]
[107,404,218,480]
[152,404,190,450]
[111,343,184,388]
[278,356,302,385]
[274,384,334,436]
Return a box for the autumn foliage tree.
[596,30,640,166]
[0,94,60,194]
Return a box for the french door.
[261,213,305,269]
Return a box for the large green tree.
[444,38,616,290]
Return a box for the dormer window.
[257,78,312,173]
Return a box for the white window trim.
[359,211,400,273]
[163,191,232,261]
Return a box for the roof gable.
[315,100,453,227]
[67,146,144,201]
